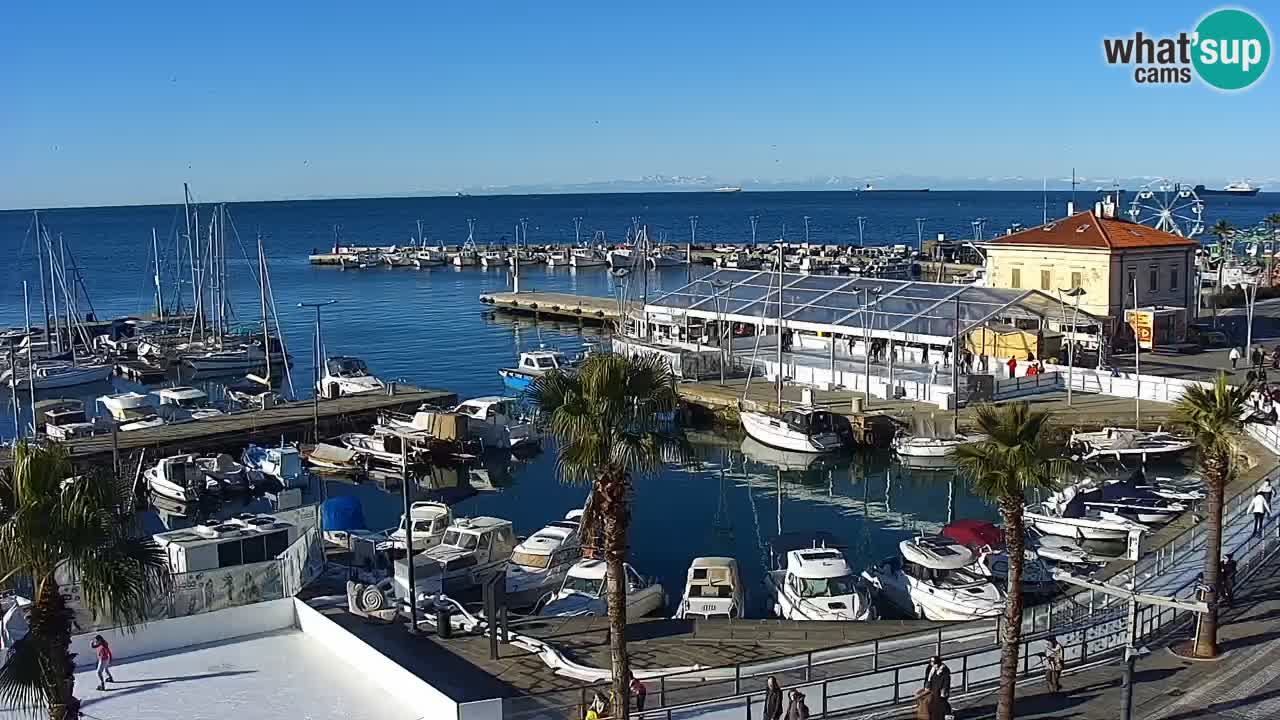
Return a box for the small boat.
[648,249,685,268]
[499,349,570,393]
[764,533,875,621]
[941,521,1057,598]
[241,443,307,489]
[39,400,96,441]
[393,517,517,604]
[606,247,638,268]
[505,510,584,607]
[538,559,666,619]
[1033,535,1127,566]
[380,501,453,553]
[544,249,571,267]
[381,251,415,267]
[1025,485,1148,541]
[861,536,1004,621]
[508,250,539,267]
[195,453,251,492]
[569,248,608,268]
[451,396,540,450]
[0,361,111,390]
[412,248,448,267]
[224,375,281,408]
[1069,427,1193,462]
[675,557,745,620]
[341,430,428,466]
[740,406,847,454]
[154,386,223,422]
[145,454,218,503]
[303,442,364,473]
[479,250,508,268]
[316,356,385,399]
[340,251,380,269]
[715,252,762,270]
[714,186,742,193]
[452,242,480,267]
[893,433,986,462]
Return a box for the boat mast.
[152,227,165,324]
[218,204,229,339]
[33,212,51,352]
[24,281,35,437]
[59,234,77,364]
[776,241,784,408]
[258,233,271,385]
[45,229,61,353]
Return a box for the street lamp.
[1057,287,1086,407]
[299,300,338,442]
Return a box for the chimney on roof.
[1067,201,1075,216]
[1100,195,1118,219]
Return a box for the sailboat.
[739,244,849,454]
[452,219,480,266]
[226,236,292,406]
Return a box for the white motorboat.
[0,361,111,391]
[499,349,570,393]
[1025,485,1148,541]
[765,534,875,621]
[538,559,666,620]
[241,443,307,488]
[145,454,218,503]
[451,396,540,450]
[893,433,986,461]
[340,251,380,269]
[303,442,364,473]
[154,386,224,422]
[862,536,1004,621]
[39,401,96,441]
[393,517,517,604]
[479,250,508,268]
[544,249,571,267]
[412,248,448,267]
[195,453,251,492]
[939,520,1055,596]
[675,557,745,620]
[380,501,452,553]
[569,248,608,268]
[99,391,154,424]
[340,431,427,466]
[740,406,847,454]
[1069,427,1193,462]
[505,510,584,606]
[316,356,385,399]
[452,243,480,266]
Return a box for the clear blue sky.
[2,1,1275,208]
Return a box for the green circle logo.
[1192,8,1271,90]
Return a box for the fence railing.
[501,467,1280,720]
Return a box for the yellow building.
[984,203,1197,336]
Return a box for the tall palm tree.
[951,403,1069,720]
[1266,214,1280,287]
[1172,373,1251,658]
[0,443,170,720]
[528,352,681,719]
[1209,220,1235,320]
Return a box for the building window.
[1149,266,1159,293]
[1170,268,1179,290]
[1127,268,1137,295]
[1070,271,1082,290]
[1011,268,1021,289]
[1040,269,1051,291]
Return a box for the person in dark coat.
[1221,553,1238,607]
[921,655,951,720]
[784,690,810,720]
[763,676,784,720]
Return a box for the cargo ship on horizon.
[1194,181,1261,197]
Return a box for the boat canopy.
[326,356,371,376]
[941,520,1005,550]
[899,536,977,570]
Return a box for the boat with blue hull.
[499,349,571,392]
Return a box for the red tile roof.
[989,210,1198,250]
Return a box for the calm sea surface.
[0,190,1270,610]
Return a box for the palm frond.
[951,402,1069,502]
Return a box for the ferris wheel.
[1127,180,1204,238]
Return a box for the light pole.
[915,217,926,254]
[749,215,759,247]
[299,300,338,442]
[1058,287,1086,406]
[856,216,867,247]
[803,216,811,246]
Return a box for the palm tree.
[951,403,1070,720]
[1172,373,1252,658]
[1210,220,1236,317]
[0,443,170,720]
[528,352,681,720]
[1266,214,1280,287]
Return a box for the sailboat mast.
[776,242,784,407]
[24,281,35,438]
[33,212,51,351]
[152,227,165,323]
[59,234,76,364]
[259,234,271,384]
[46,230,60,353]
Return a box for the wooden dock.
[47,385,457,463]
[479,291,620,323]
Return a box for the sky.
[1,1,1276,208]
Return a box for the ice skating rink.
[2,631,421,720]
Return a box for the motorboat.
[505,510,584,607]
[224,375,281,408]
[648,249,684,267]
[182,338,290,373]
[341,430,428,466]
[380,501,453,553]
[861,536,1004,621]
[195,453,252,492]
[303,442,364,473]
[241,443,307,488]
[1069,427,1193,462]
[538,559,666,620]
[675,557,745,620]
[479,250,508,268]
[98,391,156,426]
[715,252,762,270]
[765,533,875,621]
[0,361,111,391]
[412,248,448,268]
[451,396,540,450]
[382,250,415,267]
[740,406,848,454]
[508,250,539,267]
[893,433,986,462]
[154,386,224,422]
[606,247,638,268]
[569,248,608,268]
[544,249,571,267]
[316,356,385,399]
[1025,484,1148,541]
[739,436,835,472]
[38,400,96,441]
[1032,535,1127,566]
[145,454,218,503]
[940,521,1058,598]
[392,517,517,604]
[339,251,380,269]
[452,243,480,267]
[499,349,570,393]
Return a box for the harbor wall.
[69,597,297,669]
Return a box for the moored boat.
[740,406,848,454]
[675,557,745,620]
[537,559,666,619]
[861,536,1004,621]
[765,534,874,621]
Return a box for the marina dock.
[479,290,621,323]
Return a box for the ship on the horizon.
[856,183,929,193]
[714,186,743,193]
[1194,181,1261,197]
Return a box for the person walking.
[1253,346,1264,370]
[1007,356,1018,379]
[785,690,810,720]
[1221,553,1238,608]
[929,361,940,385]
[90,635,114,690]
[763,677,784,720]
[629,673,647,712]
[922,656,951,720]
[1261,478,1274,508]
[1043,637,1065,692]
[1230,346,1242,370]
[1250,491,1271,537]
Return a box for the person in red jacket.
[91,635,115,690]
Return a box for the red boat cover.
[941,520,1004,549]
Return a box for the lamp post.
[749,215,759,247]
[1057,287,1087,407]
[299,300,338,442]
[856,216,867,247]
